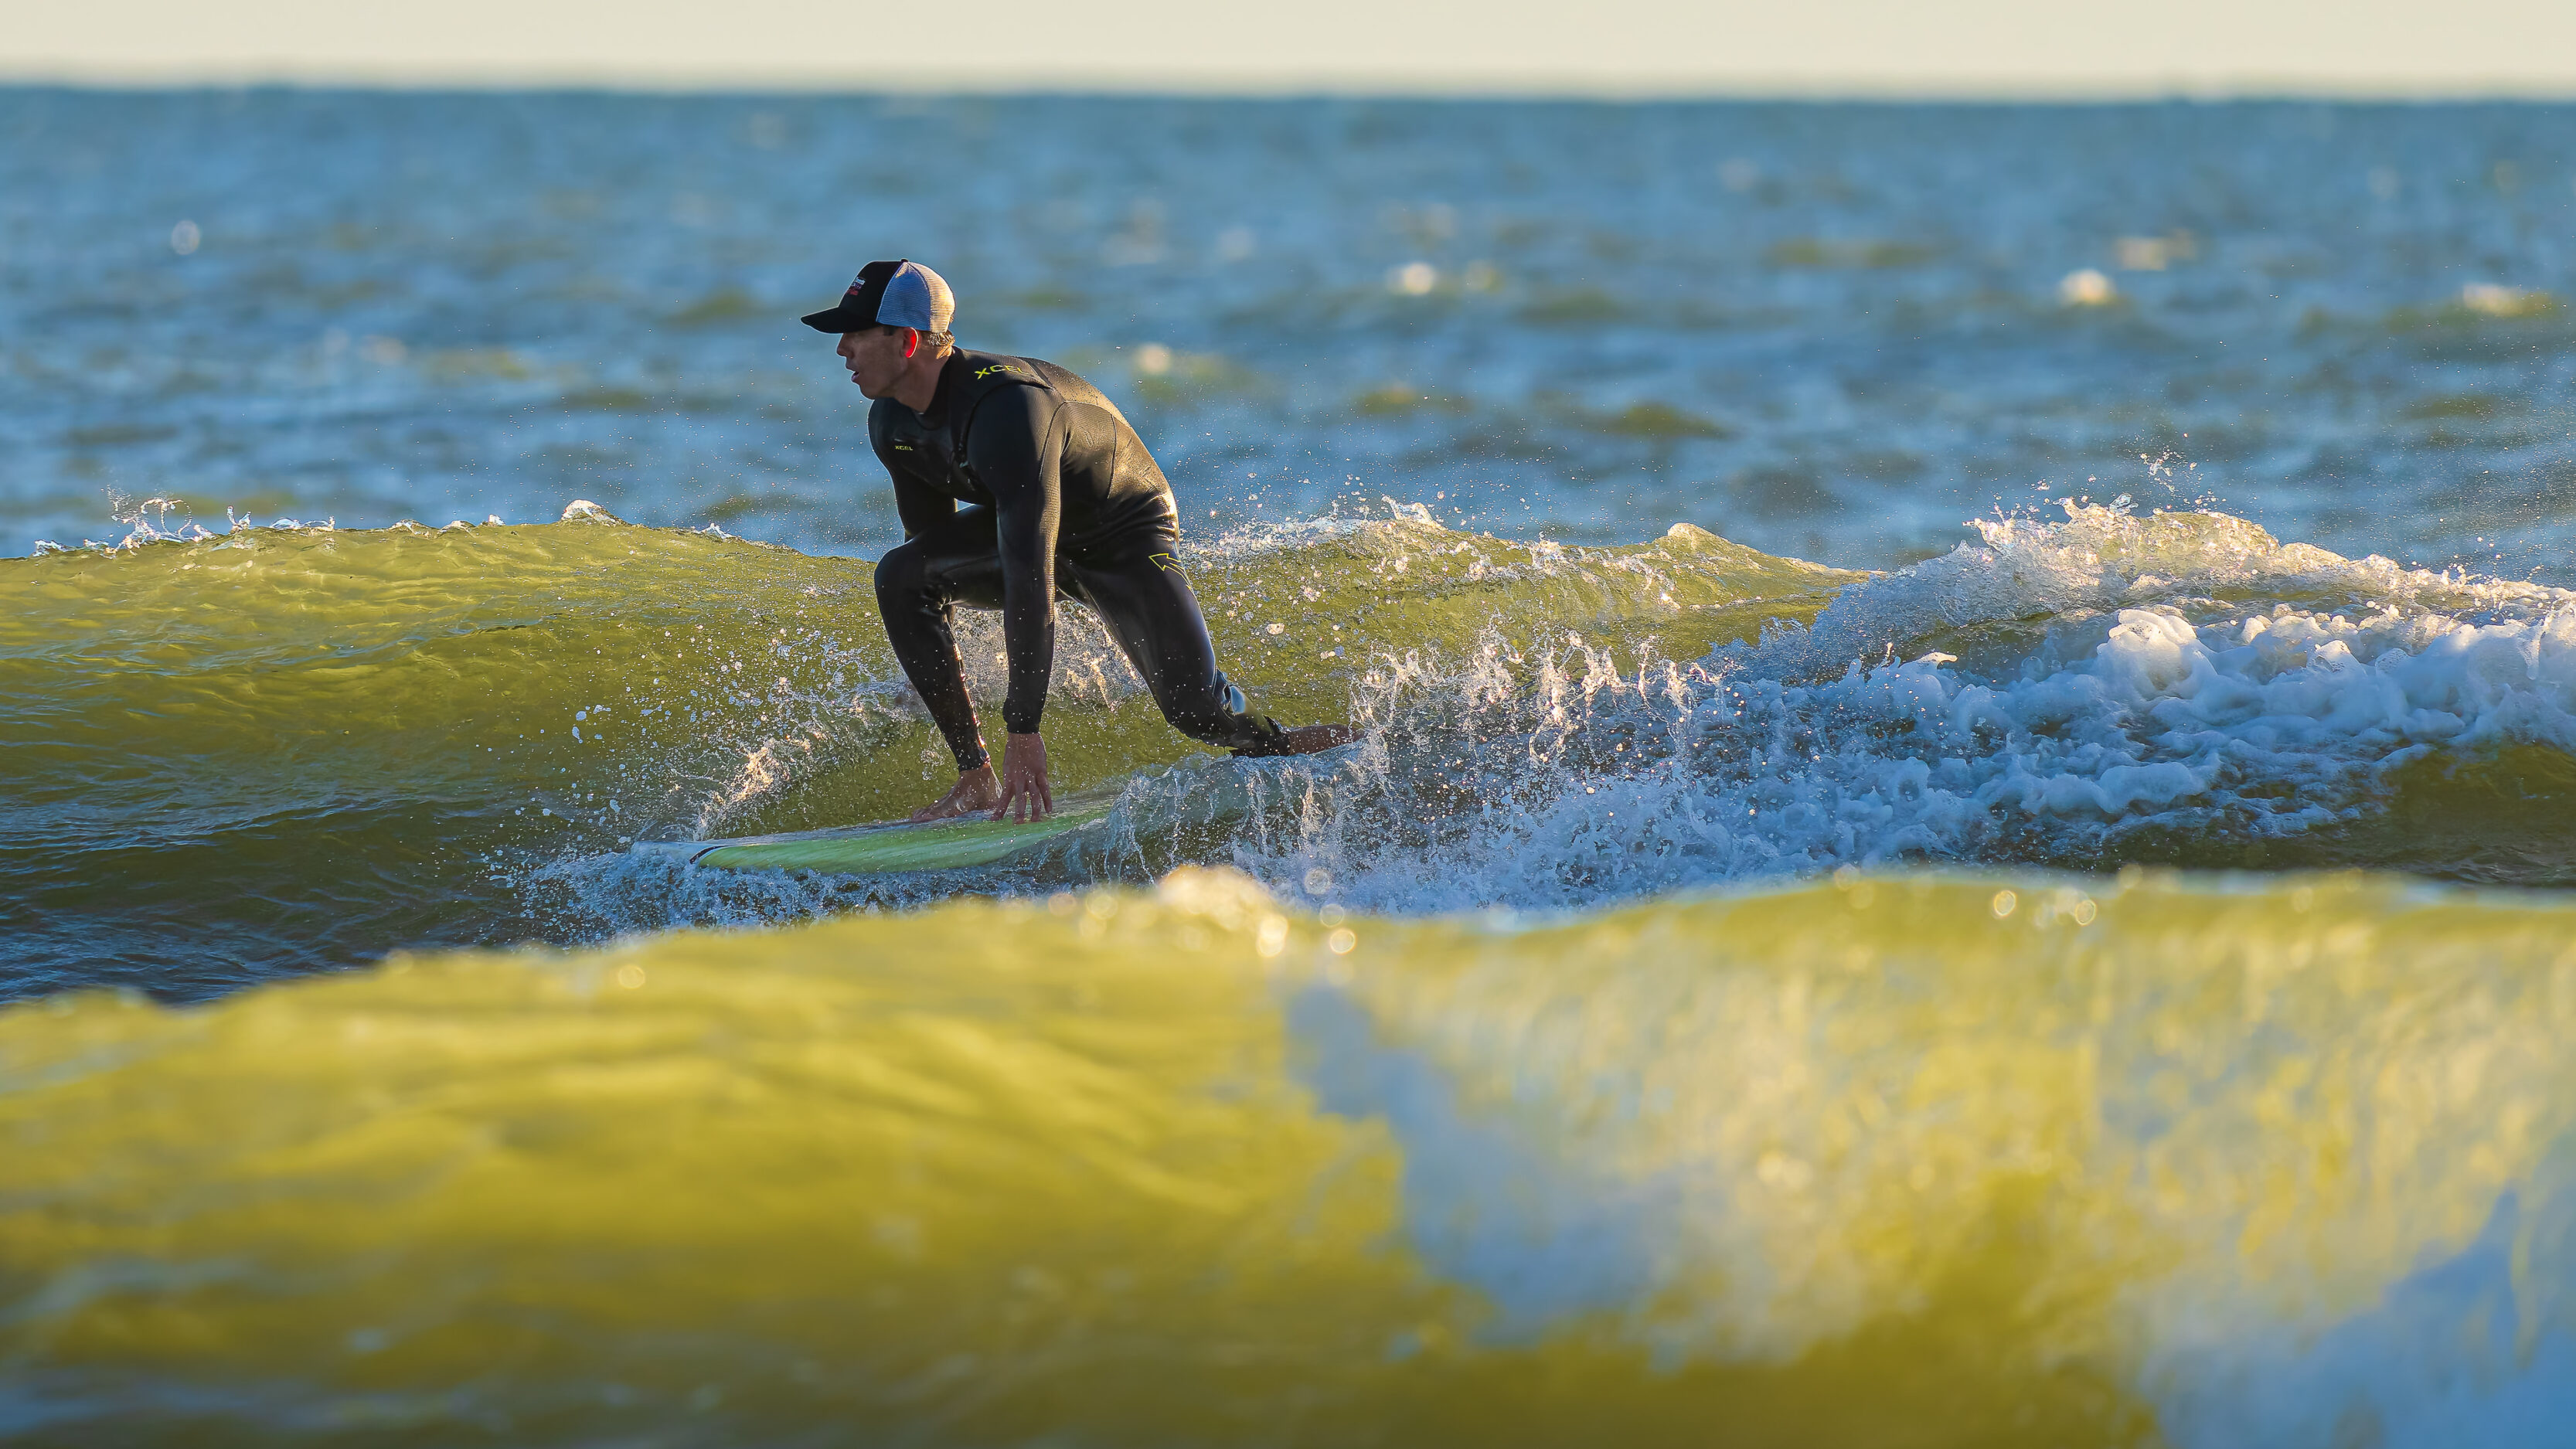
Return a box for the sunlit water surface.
[5,90,2576,1448]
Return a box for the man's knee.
[1158,679,1278,751]
[874,541,928,608]
[1159,699,1235,746]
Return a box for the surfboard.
[635,801,1116,876]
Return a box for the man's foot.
[1237,724,1363,758]
[910,764,1002,822]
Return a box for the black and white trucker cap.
[800,258,955,334]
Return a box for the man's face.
[836,327,912,398]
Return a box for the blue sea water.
[5,90,2572,571]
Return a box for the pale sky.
[9,0,2576,96]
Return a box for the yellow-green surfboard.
[637,802,1116,876]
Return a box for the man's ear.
[900,328,920,360]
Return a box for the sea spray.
[1220,503,2576,915]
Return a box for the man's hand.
[993,731,1052,822]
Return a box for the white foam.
[1237,505,2576,914]
[525,505,2576,934]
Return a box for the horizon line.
[9,64,2576,104]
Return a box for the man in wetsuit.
[803,259,1356,823]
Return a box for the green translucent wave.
[0,516,1846,996]
[7,869,2574,1444]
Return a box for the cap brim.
[801,305,872,332]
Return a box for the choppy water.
[8,91,2576,570]
[6,90,2576,1446]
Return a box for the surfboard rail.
[633,802,1115,876]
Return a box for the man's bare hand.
[993,731,1052,822]
[910,763,1001,822]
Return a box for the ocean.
[4,88,2575,1445]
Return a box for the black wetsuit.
[869,349,1285,771]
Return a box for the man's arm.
[965,384,1067,821]
[965,385,1067,736]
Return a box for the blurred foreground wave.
[7,866,2576,1446]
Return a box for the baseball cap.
[801,258,955,334]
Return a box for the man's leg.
[874,508,1007,772]
[1062,535,1354,757]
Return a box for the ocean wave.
[1213,502,2576,916]
[5,867,2573,1445]
[3,505,2571,995]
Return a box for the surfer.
[805,259,1358,823]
